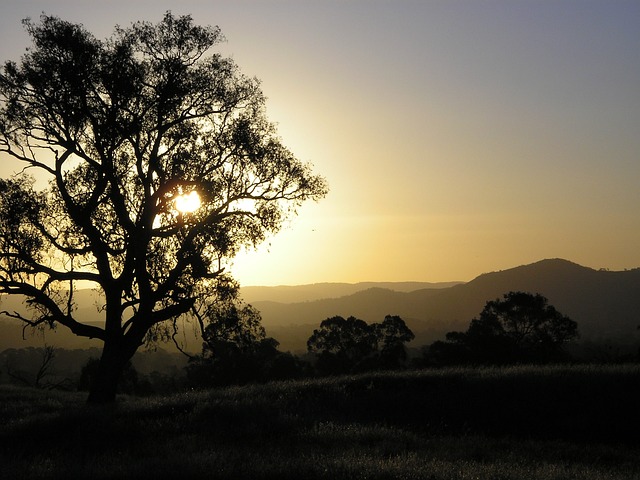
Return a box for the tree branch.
[0,281,106,341]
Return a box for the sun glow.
[174,191,201,213]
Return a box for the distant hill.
[1,259,639,355]
[254,259,640,352]
[239,281,462,304]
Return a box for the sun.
[174,191,201,213]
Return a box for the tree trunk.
[87,340,131,404]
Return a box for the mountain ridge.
[239,281,462,304]
[1,258,638,353]
[253,259,640,351]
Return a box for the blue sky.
[1,1,639,285]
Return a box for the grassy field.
[1,364,639,479]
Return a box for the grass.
[1,364,639,479]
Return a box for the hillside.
[1,259,638,354]
[255,259,640,352]
[240,281,462,304]
[0,282,457,352]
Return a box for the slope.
[255,259,640,351]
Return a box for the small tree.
[0,13,327,402]
[424,292,579,365]
[3,344,60,389]
[307,315,414,375]
[374,315,415,368]
[307,316,376,375]
[200,302,267,356]
[186,301,305,386]
[481,291,578,361]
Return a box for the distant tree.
[307,315,414,375]
[3,345,61,388]
[374,315,415,368]
[307,316,377,375]
[423,292,579,365]
[480,291,579,361]
[199,302,267,355]
[0,13,326,403]
[186,301,307,386]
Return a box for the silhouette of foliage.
[307,316,377,375]
[0,13,326,403]
[201,303,267,355]
[424,291,579,365]
[307,315,414,375]
[186,301,308,386]
[374,314,416,368]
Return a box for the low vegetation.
[2,364,639,479]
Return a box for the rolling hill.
[240,281,462,304]
[254,259,640,352]
[1,259,638,354]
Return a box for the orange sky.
[1,1,639,285]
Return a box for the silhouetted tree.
[374,315,415,368]
[307,316,377,375]
[307,315,414,375]
[2,344,68,389]
[186,301,307,386]
[0,13,326,403]
[200,302,267,356]
[187,301,267,386]
[424,292,579,365]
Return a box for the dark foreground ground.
[1,364,639,479]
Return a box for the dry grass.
[1,364,639,479]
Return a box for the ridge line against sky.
[1,0,639,285]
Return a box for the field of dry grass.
[2,364,639,479]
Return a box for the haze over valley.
[2,259,637,356]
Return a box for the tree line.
[183,290,580,389]
[2,290,589,394]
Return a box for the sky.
[1,0,639,286]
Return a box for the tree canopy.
[307,315,415,375]
[0,13,327,402]
[425,291,579,365]
[186,301,305,387]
